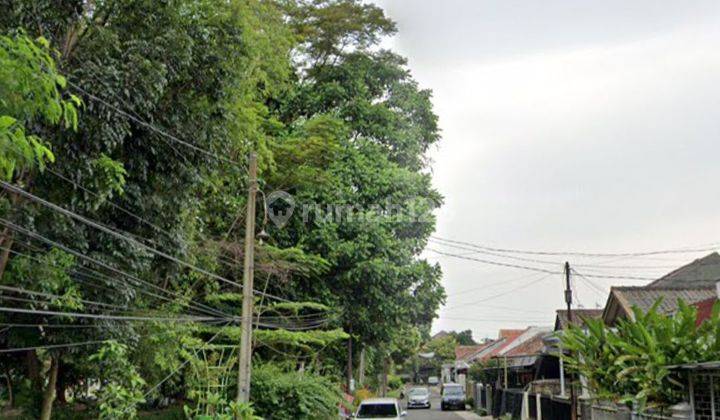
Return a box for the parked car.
[353,398,407,419]
[440,383,465,411]
[427,376,439,386]
[407,387,431,409]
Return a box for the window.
[356,403,398,418]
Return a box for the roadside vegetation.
[562,300,720,410]
[0,0,444,418]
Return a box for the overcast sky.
[375,0,720,340]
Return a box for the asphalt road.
[402,387,485,420]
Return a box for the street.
[402,387,486,420]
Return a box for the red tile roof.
[484,328,527,359]
[504,333,546,357]
[455,342,495,361]
[499,329,524,340]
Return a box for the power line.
[0,284,132,313]
[1,182,245,291]
[0,340,109,354]
[67,80,243,167]
[0,225,230,318]
[428,246,658,282]
[430,235,718,258]
[1,182,289,303]
[438,316,550,323]
[426,248,561,275]
[429,238,563,266]
[0,306,228,323]
[445,270,552,298]
[443,273,555,311]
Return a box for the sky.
[374,0,720,340]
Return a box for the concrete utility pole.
[564,262,577,420]
[237,152,258,404]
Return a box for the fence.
[475,386,570,419]
[591,401,676,420]
[472,383,687,420]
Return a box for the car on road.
[440,383,465,411]
[353,398,407,419]
[427,376,439,386]
[406,387,431,409]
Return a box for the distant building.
[554,309,603,331]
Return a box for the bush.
[250,364,342,419]
[353,388,374,406]
[562,299,720,409]
[387,374,403,390]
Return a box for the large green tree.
[0,0,445,416]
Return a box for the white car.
[353,398,407,419]
[407,387,431,409]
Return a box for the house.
[554,309,603,331]
[600,252,720,326]
[646,252,720,289]
[602,286,715,326]
[475,326,553,389]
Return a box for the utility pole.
[564,262,577,420]
[237,152,257,404]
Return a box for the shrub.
[250,364,342,419]
[562,299,720,409]
[353,388,374,405]
[387,374,404,391]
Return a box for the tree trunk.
[358,346,366,387]
[56,361,67,404]
[25,350,40,387]
[0,231,14,281]
[381,356,389,397]
[3,367,12,408]
[39,356,59,420]
[346,327,353,393]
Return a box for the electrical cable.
[430,235,719,258]
[67,80,243,167]
[0,340,109,354]
[443,272,555,311]
[0,222,230,318]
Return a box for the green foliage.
[0,33,79,180]
[0,0,443,415]
[89,341,146,419]
[454,330,477,346]
[424,335,457,362]
[561,299,720,409]
[387,374,403,391]
[468,359,501,384]
[250,363,342,419]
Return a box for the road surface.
[402,387,487,420]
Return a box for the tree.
[454,330,477,346]
[0,0,445,415]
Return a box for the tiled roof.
[455,343,494,361]
[494,326,552,358]
[498,329,524,340]
[554,309,604,330]
[610,286,715,315]
[504,333,548,357]
[484,329,526,358]
[647,252,720,289]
